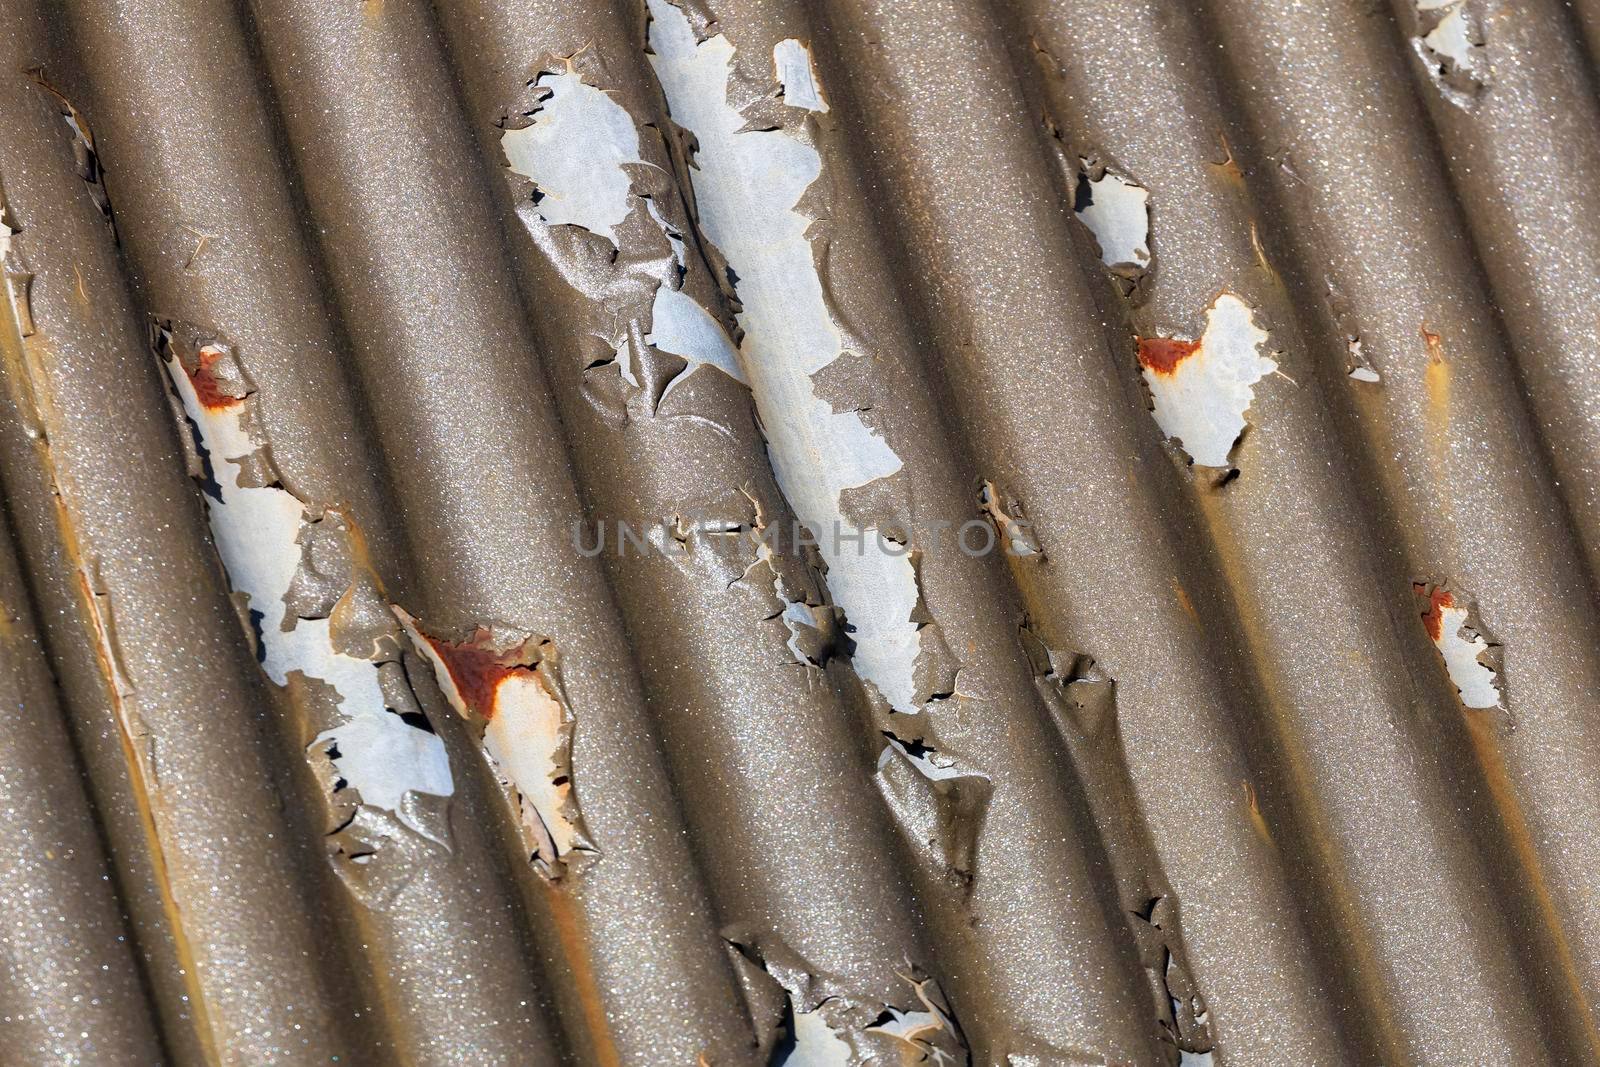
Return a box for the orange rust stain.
[1172,577,1198,624]
[1137,336,1200,377]
[1460,711,1600,1058]
[186,345,244,412]
[1211,132,1244,184]
[541,880,622,1067]
[1415,583,1453,643]
[1243,780,1273,845]
[1420,324,1445,365]
[421,633,522,721]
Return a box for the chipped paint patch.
[646,284,748,399]
[1346,337,1380,382]
[647,0,923,713]
[1412,0,1488,101]
[779,999,852,1066]
[774,39,829,113]
[501,65,745,408]
[1074,162,1150,274]
[502,70,641,246]
[158,332,453,840]
[978,480,1041,558]
[393,608,591,875]
[1415,584,1501,709]
[1136,294,1275,468]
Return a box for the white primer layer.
[502,72,641,247]
[162,350,453,835]
[504,69,746,399]
[1431,600,1501,709]
[647,284,748,398]
[648,0,923,712]
[778,1001,852,1066]
[774,39,829,113]
[1423,6,1475,68]
[1142,294,1276,468]
[879,736,970,783]
[1075,166,1150,271]
[394,611,580,868]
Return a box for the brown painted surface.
[0,0,1596,1061]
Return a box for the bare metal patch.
[1136,293,1276,469]
[647,0,924,713]
[1415,583,1502,709]
[157,328,453,845]
[394,608,592,876]
[1074,161,1150,275]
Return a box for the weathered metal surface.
[0,0,1596,1063]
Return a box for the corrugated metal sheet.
[0,0,1596,1062]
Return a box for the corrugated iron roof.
[0,0,1597,1062]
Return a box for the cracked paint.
[158,331,453,840]
[1416,584,1501,709]
[647,0,923,713]
[978,480,1041,558]
[1136,293,1275,468]
[393,608,590,875]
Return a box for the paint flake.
[1412,0,1488,99]
[1137,294,1275,468]
[646,284,748,399]
[647,0,923,712]
[159,334,453,839]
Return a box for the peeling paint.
[157,330,453,841]
[774,39,829,113]
[646,284,748,399]
[1412,0,1488,101]
[977,480,1041,558]
[501,64,746,410]
[732,932,967,1067]
[874,729,990,883]
[1415,583,1501,709]
[1346,337,1380,382]
[502,70,641,247]
[779,999,852,1066]
[1136,293,1275,468]
[28,73,115,234]
[1074,162,1150,274]
[647,0,923,713]
[393,608,591,875]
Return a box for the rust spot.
[186,344,245,412]
[1421,324,1445,365]
[413,628,551,722]
[1172,577,1198,623]
[1211,132,1244,184]
[1416,582,1453,643]
[1137,336,1200,377]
